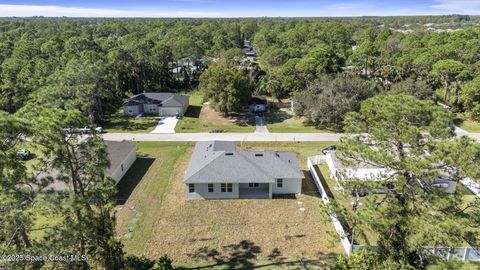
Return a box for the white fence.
[308,155,480,261]
[307,155,352,256]
[461,178,480,197]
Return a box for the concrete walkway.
[255,116,269,134]
[102,132,343,142]
[150,117,178,134]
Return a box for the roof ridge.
[237,151,274,180]
[240,150,300,176]
[183,149,226,182]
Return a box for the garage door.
[159,107,181,116]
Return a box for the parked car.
[63,127,72,134]
[79,126,104,134]
[16,149,31,160]
[321,145,337,155]
[79,126,90,134]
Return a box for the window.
[277,179,283,188]
[248,183,259,188]
[208,184,214,193]
[188,184,195,193]
[121,164,124,171]
[221,183,233,192]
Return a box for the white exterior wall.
[186,183,239,200]
[272,178,302,194]
[325,152,390,181]
[159,107,183,116]
[109,147,137,185]
[123,105,141,116]
[143,104,158,114]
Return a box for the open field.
[102,110,159,133]
[175,91,255,133]
[266,108,330,133]
[115,141,343,267]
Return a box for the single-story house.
[326,151,457,192]
[40,140,137,191]
[184,141,304,200]
[244,96,268,113]
[123,92,189,117]
[325,151,393,182]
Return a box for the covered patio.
[239,183,272,199]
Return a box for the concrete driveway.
[150,117,178,134]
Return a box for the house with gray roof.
[39,140,137,191]
[123,92,189,117]
[184,141,304,200]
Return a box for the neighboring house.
[40,140,137,191]
[123,92,189,117]
[245,96,268,113]
[243,40,257,57]
[325,151,392,182]
[326,151,457,192]
[183,141,304,200]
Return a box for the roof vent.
[275,153,280,157]
[255,153,263,157]
[225,153,234,156]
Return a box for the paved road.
[102,130,480,143]
[102,132,344,142]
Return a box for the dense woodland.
[0,16,480,127]
[1,16,480,269]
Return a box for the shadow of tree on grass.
[186,240,261,269]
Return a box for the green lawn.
[102,110,159,133]
[115,142,191,254]
[175,91,255,133]
[266,108,330,133]
[459,119,480,132]
[116,141,342,266]
[454,114,480,133]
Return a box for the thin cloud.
[431,0,480,14]
[0,4,221,17]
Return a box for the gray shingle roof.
[184,141,304,184]
[38,140,136,191]
[123,92,188,107]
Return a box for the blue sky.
[1,0,479,17]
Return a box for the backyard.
[175,91,256,133]
[115,141,343,268]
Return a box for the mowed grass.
[102,110,159,133]
[138,141,343,267]
[459,119,480,133]
[175,91,255,133]
[266,108,330,133]
[115,142,191,254]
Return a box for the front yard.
[455,114,480,133]
[175,91,255,133]
[102,110,159,133]
[266,108,330,133]
[115,142,343,268]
